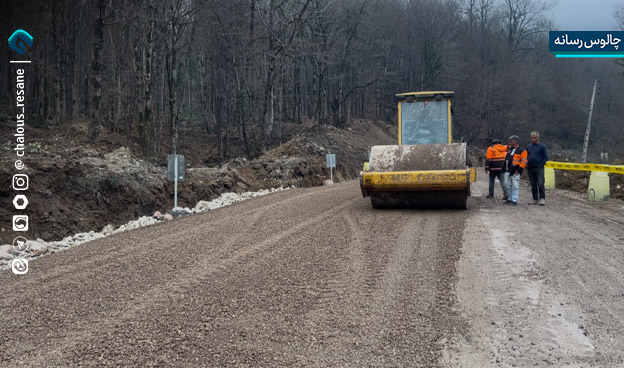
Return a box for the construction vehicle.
[360,91,476,209]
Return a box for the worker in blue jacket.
[526,131,549,206]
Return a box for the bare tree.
[88,0,105,142]
[256,0,313,150]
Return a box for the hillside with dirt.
[0,119,396,244]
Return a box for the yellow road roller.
[360,91,476,209]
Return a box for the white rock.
[0,246,14,260]
[193,200,211,212]
[28,240,47,252]
[101,224,115,234]
[32,246,48,257]
[164,214,173,220]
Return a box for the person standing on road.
[485,138,508,200]
[503,135,527,205]
[526,131,549,206]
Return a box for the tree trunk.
[88,0,104,143]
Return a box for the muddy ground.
[444,170,624,367]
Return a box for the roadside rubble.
[0,186,289,270]
[1,119,397,245]
[192,187,287,212]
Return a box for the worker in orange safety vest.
[503,135,528,205]
[485,138,508,199]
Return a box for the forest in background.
[1,0,623,162]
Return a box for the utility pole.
[581,79,597,163]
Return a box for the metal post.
[174,156,178,209]
[330,166,333,182]
[582,79,597,164]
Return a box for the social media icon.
[8,29,33,55]
[12,236,29,252]
[12,215,28,232]
[12,174,29,191]
[13,194,28,210]
[11,258,29,275]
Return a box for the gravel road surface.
[2,173,623,367]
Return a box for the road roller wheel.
[369,190,468,209]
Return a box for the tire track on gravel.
[293,207,462,367]
[287,203,393,366]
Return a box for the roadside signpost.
[167,154,185,209]
[326,153,336,182]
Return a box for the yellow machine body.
[362,169,472,191]
[360,91,474,209]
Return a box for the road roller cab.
[360,91,476,209]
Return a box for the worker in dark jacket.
[526,131,549,206]
[485,138,508,199]
[503,135,527,205]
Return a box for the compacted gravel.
[0,182,465,367]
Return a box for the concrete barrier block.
[587,171,609,201]
[545,167,555,189]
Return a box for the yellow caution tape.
[545,161,624,175]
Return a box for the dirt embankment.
[0,119,396,243]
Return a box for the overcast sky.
[548,0,622,30]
